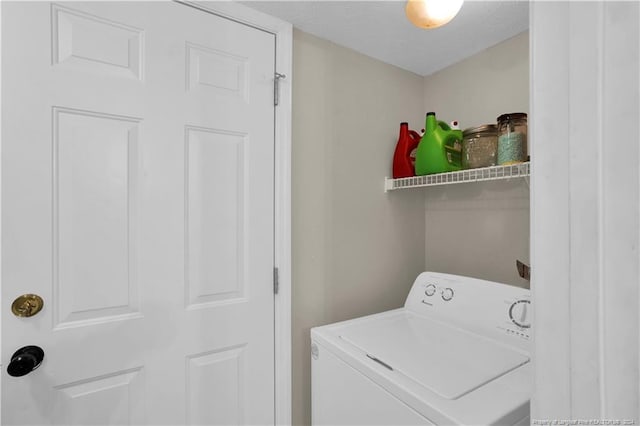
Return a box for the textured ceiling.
[240,1,529,76]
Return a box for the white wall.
[531,2,639,421]
[292,29,426,426]
[422,31,530,287]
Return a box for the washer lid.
[338,313,530,400]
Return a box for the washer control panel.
[422,283,454,301]
[405,272,532,349]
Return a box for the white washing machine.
[311,272,531,425]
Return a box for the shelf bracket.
[384,177,394,193]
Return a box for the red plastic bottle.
[392,122,422,178]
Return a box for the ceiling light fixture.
[405,0,464,29]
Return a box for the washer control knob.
[424,284,437,297]
[441,288,454,301]
[509,300,531,328]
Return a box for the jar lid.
[497,112,527,122]
[463,124,497,136]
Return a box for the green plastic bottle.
[415,112,464,175]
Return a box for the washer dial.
[509,300,531,328]
[424,284,437,297]
[441,288,454,301]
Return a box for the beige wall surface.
[291,29,426,426]
[422,31,530,288]
[423,31,529,129]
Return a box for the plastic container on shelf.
[392,122,422,178]
[415,112,463,175]
[462,124,498,169]
[497,113,528,165]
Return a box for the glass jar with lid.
[497,113,528,165]
[462,124,498,169]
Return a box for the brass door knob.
[11,294,44,318]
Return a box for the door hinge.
[273,267,280,294]
[274,72,286,106]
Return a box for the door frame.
[0,1,293,424]
[177,3,293,424]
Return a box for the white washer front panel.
[338,312,529,399]
[312,341,434,426]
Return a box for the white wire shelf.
[384,162,530,192]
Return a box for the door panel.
[185,126,247,307]
[2,2,275,424]
[54,107,142,327]
[186,346,246,425]
[52,367,145,425]
[51,4,144,80]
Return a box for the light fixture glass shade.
[405,0,464,29]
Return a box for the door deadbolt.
[11,294,44,318]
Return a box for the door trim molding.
[176,2,292,424]
[531,2,640,419]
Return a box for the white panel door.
[1,2,275,424]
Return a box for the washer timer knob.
[509,300,531,328]
[424,284,437,297]
[441,288,454,301]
